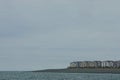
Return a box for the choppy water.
[0,72,120,80]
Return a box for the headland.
[33,60,120,74]
[34,68,120,74]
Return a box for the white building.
[79,61,87,68]
[70,62,79,68]
[94,61,102,68]
[69,60,120,68]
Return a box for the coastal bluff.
[34,68,120,74]
[33,60,120,73]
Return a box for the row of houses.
[69,61,120,68]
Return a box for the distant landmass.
[33,68,120,74]
[33,60,120,74]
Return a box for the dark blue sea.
[0,71,120,80]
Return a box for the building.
[69,60,120,68]
[94,61,102,68]
[101,61,114,68]
[107,61,114,68]
[87,61,96,68]
[79,61,87,68]
[70,62,79,68]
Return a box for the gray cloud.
[0,0,120,71]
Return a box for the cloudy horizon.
[0,0,120,71]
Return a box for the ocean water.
[0,72,120,80]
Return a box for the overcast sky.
[0,0,120,71]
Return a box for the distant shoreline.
[33,68,120,74]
